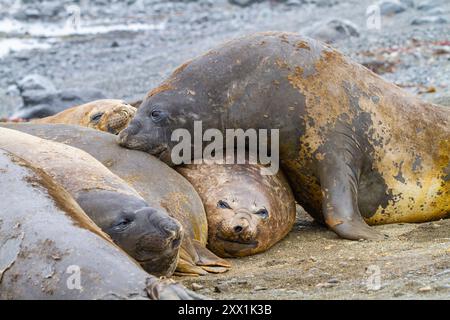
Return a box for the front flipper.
[175,238,231,276]
[192,240,231,269]
[318,130,387,240]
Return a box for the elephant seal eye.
[90,112,104,123]
[113,218,132,231]
[151,110,163,122]
[255,209,269,219]
[217,200,231,209]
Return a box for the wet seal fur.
[177,157,297,258]
[119,32,450,241]
[0,149,204,300]
[33,99,136,135]
[2,123,231,276]
[0,127,182,276]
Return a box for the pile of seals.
[1,32,448,300]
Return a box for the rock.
[57,88,106,105]
[253,286,268,291]
[316,282,335,288]
[228,0,263,7]
[6,85,20,96]
[378,1,407,16]
[399,0,415,8]
[17,74,57,93]
[417,1,439,11]
[307,19,360,44]
[411,16,448,25]
[21,90,58,106]
[191,283,204,291]
[214,283,230,293]
[327,278,339,284]
[418,286,432,292]
[393,291,405,297]
[11,87,106,120]
[362,58,397,74]
[431,94,450,107]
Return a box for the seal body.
[0,149,203,300]
[2,123,231,276]
[33,99,136,134]
[0,127,182,276]
[177,159,297,258]
[119,32,450,240]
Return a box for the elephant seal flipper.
[318,134,388,240]
[175,236,231,276]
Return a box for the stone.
[411,16,448,25]
[378,1,407,16]
[307,19,360,43]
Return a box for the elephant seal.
[1,123,231,276]
[118,32,450,240]
[0,127,182,276]
[0,149,203,300]
[32,99,136,134]
[177,157,296,257]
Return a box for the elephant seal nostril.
[234,225,243,234]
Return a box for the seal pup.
[33,99,136,134]
[177,157,296,257]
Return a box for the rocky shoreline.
[1,0,449,118]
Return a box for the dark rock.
[17,74,56,93]
[411,16,448,25]
[12,85,106,120]
[228,0,264,7]
[417,1,439,11]
[378,0,407,16]
[399,0,415,8]
[362,58,397,74]
[307,19,360,43]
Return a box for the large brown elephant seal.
[0,149,203,300]
[177,158,296,257]
[1,123,231,276]
[0,127,182,276]
[32,99,136,134]
[118,32,450,240]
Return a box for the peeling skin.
[33,99,136,135]
[177,155,296,258]
[120,32,450,240]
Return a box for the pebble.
[253,286,268,291]
[214,283,230,293]
[418,286,432,292]
[191,283,204,291]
